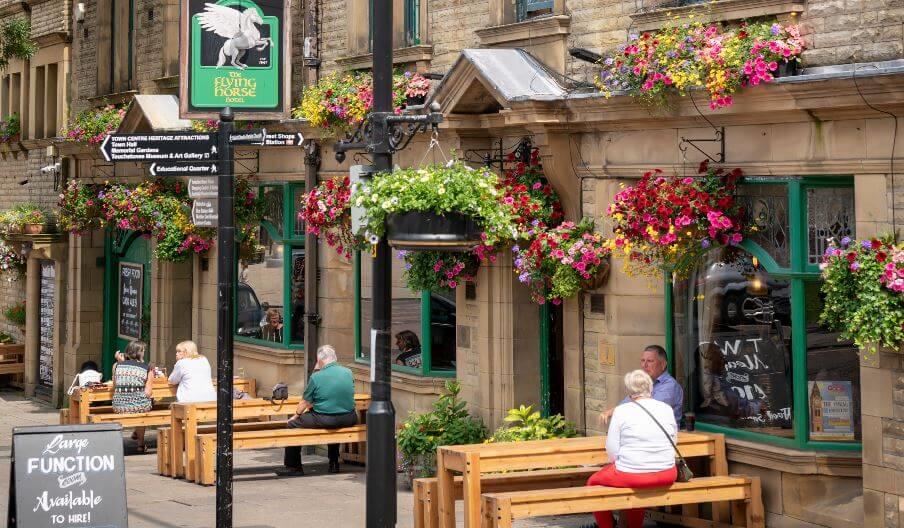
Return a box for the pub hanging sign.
[179,0,291,119]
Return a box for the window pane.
[359,250,424,370]
[293,186,306,237]
[738,184,791,268]
[261,186,284,238]
[429,291,456,372]
[804,281,861,442]
[674,246,794,437]
[238,228,285,344]
[807,187,854,265]
[290,248,305,344]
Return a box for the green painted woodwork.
[539,301,550,417]
[102,230,150,379]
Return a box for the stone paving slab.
[0,390,599,527]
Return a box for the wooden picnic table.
[436,431,728,528]
[66,376,256,424]
[169,393,371,481]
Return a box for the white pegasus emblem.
[197,3,273,69]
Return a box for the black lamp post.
[334,1,442,525]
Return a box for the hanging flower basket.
[354,160,516,252]
[386,211,481,251]
[580,254,611,290]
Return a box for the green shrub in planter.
[488,405,578,443]
[397,381,487,483]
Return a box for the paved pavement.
[0,389,596,527]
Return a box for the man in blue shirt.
[601,345,685,424]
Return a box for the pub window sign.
[180,0,291,119]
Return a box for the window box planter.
[775,59,800,78]
[386,211,482,251]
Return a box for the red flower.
[698,160,710,173]
[877,251,888,263]
[871,239,882,250]
[846,252,857,263]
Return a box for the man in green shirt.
[280,345,357,476]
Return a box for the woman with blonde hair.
[168,340,216,403]
[585,369,678,528]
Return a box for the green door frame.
[101,229,149,379]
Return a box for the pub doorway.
[540,302,565,416]
[102,230,151,378]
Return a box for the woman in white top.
[586,369,678,528]
[168,340,217,403]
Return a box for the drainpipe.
[303,143,321,378]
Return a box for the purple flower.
[861,240,872,249]
[604,57,614,66]
[518,272,530,283]
[840,236,851,247]
[850,261,860,271]
[405,263,412,270]
[514,258,523,268]
[771,23,781,36]
[512,245,520,253]
[701,239,711,249]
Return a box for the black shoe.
[276,466,305,477]
[328,461,340,474]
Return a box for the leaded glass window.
[807,187,854,265]
[739,184,791,267]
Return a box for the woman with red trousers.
[586,369,678,528]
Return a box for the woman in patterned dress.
[112,340,155,452]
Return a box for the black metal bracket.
[679,127,725,164]
[305,312,322,326]
[463,137,533,170]
[334,105,444,163]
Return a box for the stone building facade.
[3,0,900,525]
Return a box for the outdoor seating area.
[421,432,752,528]
[0,344,23,377]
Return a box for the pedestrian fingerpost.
[7,424,128,528]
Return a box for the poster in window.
[118,263,143,340]
[698,324,793,430]
[38,261,55,388]
[808,380,854,441]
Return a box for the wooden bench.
[481,475,764,528]
[168,394,370,481]
[88,409,172,427]
[194,424,368,485]
[65,376,257,424]
[436,432,728,528]
[0,345,24,376]
[157,421,289,476]
[414,467,601,528]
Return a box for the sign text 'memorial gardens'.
[179,0,291,119]
[100,133,217,162]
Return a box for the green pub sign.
[180,0,291,119]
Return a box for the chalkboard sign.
[118,263,142,340]
[38,261,55,388]
[7,423,128,528]
[699,323,793,429]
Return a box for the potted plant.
[607,161,746,278]
[487,405,578,442]
[299,175,361,260]
[0,112,21,144]
[398,250,479,292]
[399,71,431,107]
[4,300,25,329]
[0,239,25,278]
[60,104,127,144]
[18,205,50,234]
[397,381,487,489]
[354,160,516,251]
[513,218,611,305]
[820,236,904,355]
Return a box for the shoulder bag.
[631,400,693,482]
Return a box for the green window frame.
[353,252,456,378]
[666,176,861,452]
[234,182,306,350]
[369,0,420,51]
[516,0,554,21]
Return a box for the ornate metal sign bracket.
[463,136,533,170]
[679,126,725,164]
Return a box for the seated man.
[279,345,357,476]
[601,345,685,425]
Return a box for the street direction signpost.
[264,132,304,146]
[229,128,267,145]
[188,177,219,198]
[150,161,219,177]
[100,133,217,162]
[191,199,218,227]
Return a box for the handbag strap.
[630,400,687,462]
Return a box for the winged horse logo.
[197,3,272,69]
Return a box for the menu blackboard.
[7,423,128,528]
[38,261,55,388]
[118,263,142,340]
[700,324,793,428]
